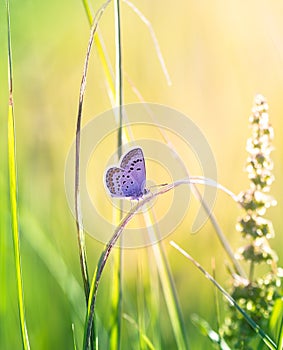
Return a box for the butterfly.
[104,147,148,200]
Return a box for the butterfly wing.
[105,167,125,197]
[119,148,146,193]
[105,167,142,198]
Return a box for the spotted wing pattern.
[105,147,146,199]
[120,148,146,189]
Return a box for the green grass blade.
[277,315,283,350]
[0,146,8,345]
[21,214,85,324]
[72,324,78,350]
[82,180,228,349]
[109,249,122,350]
[123,313,156,350]
[81,0,115,101]
[170,241,277,350]
[81,3,124,349]
[271,298,283,349]
[79,2,124,349]
[6,1,30,349]
[75,2,111,349]
[144,211,189,349]
[146,252,161,349]
[136,258,149,350]
[191,314,231,350]
[151,241,189,349]
[8,111,30,347]
[83,199,155,349]
[109,2,124,350]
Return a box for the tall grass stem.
[6,1,30,349]
[109,2,124,349]
[74,2,111,349]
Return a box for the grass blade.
[270,298,283,349]
[74,2,111,349]
[21,214,85,324]
[277,315,283,350]
[123,313,156,350]
[152,242,189,349]
[6,1,30,349]
[191,314,231,350]
[109,2,124,350]
[0,138,8,344]
[81,0,115,101]
[123,82,245,278]
[76,2,112,348]
[123,0,171,86]
[170,241,277,350]
[72,323,78,350]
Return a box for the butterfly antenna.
[148,183,168,189]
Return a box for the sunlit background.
[1,0,283,348]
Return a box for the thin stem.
[122,313,156,350]
[170,241,277,350]
[122,82,246,278]
[6,1,30,349]
[75,0,111,301]
[81,0,115,103]
[84,195,153,349]
[111,2,123,350]
[114,0,123,156]
[74,3,111,350]
[249,261,254,282]
[202,198,246,278]
[123,0,171,86]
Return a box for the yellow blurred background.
[1,0,283,348]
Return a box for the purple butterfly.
[105,147,147,200]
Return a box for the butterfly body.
[105,148,147,200]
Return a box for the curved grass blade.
[6,1,30,349]
[123,313,156,350]
[170,241,277,350]
[75,0,111,306]
[80,2,127,349]
[75,2,111,349]
[81,0,115,101]
[124,79,246,278]
[75,0,110,301]
[123,0,171,86]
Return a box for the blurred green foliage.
[1,1,283,349]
